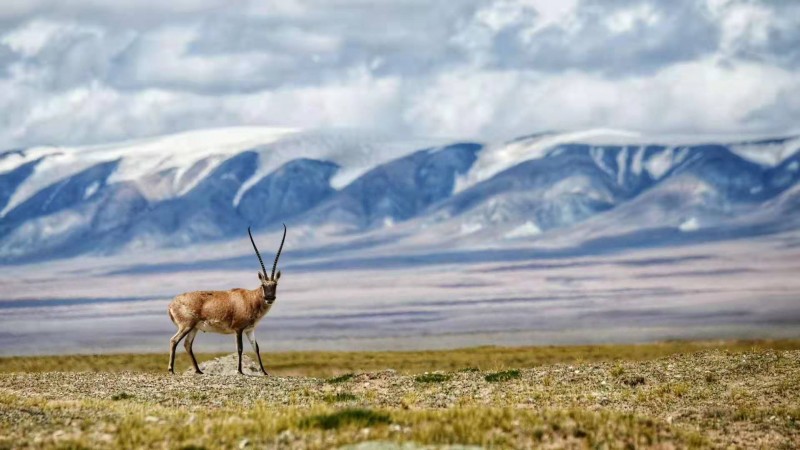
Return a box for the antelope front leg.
[245,328,269,376]
[235,330,244,375]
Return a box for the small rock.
[144,416,160,423]
[186,354,263,376]
[238,438,250,448]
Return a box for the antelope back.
[170,290,232,324]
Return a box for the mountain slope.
[0,128,798,263]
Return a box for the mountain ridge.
[0,127,798,264]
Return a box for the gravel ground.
[1,349,799,449]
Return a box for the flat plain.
[1,340,799,449]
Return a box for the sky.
[0,0,799,148]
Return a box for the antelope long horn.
[271,223,286,280]
[248,226,267,277]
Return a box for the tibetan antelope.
[167,225,286,375]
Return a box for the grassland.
[3,338,800,376]
[1,340,799,449]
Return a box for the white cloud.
[403,59,798,139]
[606,3,660,34]
[1,19,67,57]
[0,0,798,148]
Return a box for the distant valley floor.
[1,231,799,356]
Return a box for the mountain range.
[1,127,799,264]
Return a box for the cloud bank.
[0,0,799,147]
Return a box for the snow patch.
[645,147,675,179]
[456,128,641,193]
[0,127,441,214]
[730,137,800,167]
[173,155,228,197]
[678,217,700,232]
[543,176,613,203]
[231,131,442,207]
[1,127,299,216]
[460,223,483,235]
[590,147,616,180]
[504,221,542,239]
[616,147,628,185]
[83,181,100,199]
[631,147,645,176]
[457,131,799,194]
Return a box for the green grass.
[3,338,799,376]
[110,392,134,401]
[300,408,391,430]
[0,393,715,448]
[327,373,355,383]
[414,373,450,383]
[485,369,521,382]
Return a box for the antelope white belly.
[196,320,234,334]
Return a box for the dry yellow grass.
[2,338,799,376]
[1,340,800,448]
[1,347,799,448]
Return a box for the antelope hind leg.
[184,328,202,374]
[168,327,191,374]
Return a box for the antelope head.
[248,224,286,304]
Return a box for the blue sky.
[1,0,798,147]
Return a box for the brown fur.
[169,225,286,375]
[167,272,280,375]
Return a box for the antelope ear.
[275,270,281,281]
[258,272,264,280]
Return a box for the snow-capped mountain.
[0,127,798,263]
